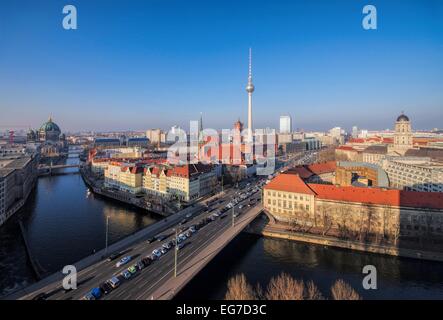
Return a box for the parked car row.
[83,252,158,300]
[81,184,265,300]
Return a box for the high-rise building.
[280,115,292,134]
[352,126,358,138]
[198,112,204,142]
[146,129,163,144]
[245,48,254,143]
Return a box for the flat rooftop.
[4,156,32,169]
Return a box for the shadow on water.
[0,164,159,298]
[175,233,443,300]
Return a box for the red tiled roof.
[307,161,336,175]
[308,184,443,210]
[285,166,314,179]
[130,166,144,174]
[265,174,443,210]
[264,174,316,195]
[169,163,213,178]
[336,146,357,152]
[348,138,365,143]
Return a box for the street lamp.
[174,228,178,278]
[232,206,235,227]
[105,216,110,257]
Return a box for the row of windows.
[266,191,310,201]
[266,201,310,211]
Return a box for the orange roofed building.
[264,173,443,244]
[104,160,217,202]
[142,163,217,202]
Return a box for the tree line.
[225,272,361,300]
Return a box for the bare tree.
[305,281,324,300]
[224,274,257,300]
[330,279,361,300]
[321,205,333,236]
[265,272,305,300]
[318,147,339,162]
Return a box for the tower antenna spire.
[248,48,252,81]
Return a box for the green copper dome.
[40,117,61,132]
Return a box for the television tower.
[246,48,255,143]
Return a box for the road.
[21,176,265,300]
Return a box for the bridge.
[39,164,80,170]
[9,180,267,300]
[38,164,81,176]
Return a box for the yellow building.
[104,162,144,194]
[264,173,443,244]
[143,166,169,196]
[143,163,216,202]
[263,174,316,222]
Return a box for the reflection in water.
[177,234,443,300]
[0,155,159,297]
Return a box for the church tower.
[392,112,413,155]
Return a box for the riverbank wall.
[248,222,443,262]
[79,167,171,217]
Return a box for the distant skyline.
[0,0,442,132]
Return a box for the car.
[99,282,112,295]
[210,215,216,221]
[149,253,158,261]
[116,256,131,267]
[161,247,168,254]
[178,233,187,240]
[121,270,132,279]
[238,205,243,209]
[146,237,155,244]
[107,252,121,262]
[155,235,168,242]
[137,261,145,270]
[82,293,96,300]
[128,265,137,274]
[162,242,171,249]
[32,292,48,300]
[142,256,152,266]
[91,287,102,299]
[233,212,240,218]
[109,277,120,288]
[189,226,196,233]
[176,243,185,250]
[152,249,162,258]
[185,231,192,238]
[185,213,192,218]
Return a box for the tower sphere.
[246,83,255,93]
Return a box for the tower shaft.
[246,48,255,143]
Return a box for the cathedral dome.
[40,117,61,132]
[396,114,409,122]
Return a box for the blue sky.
[0,0,442,132]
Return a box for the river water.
[1,152,443,299]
